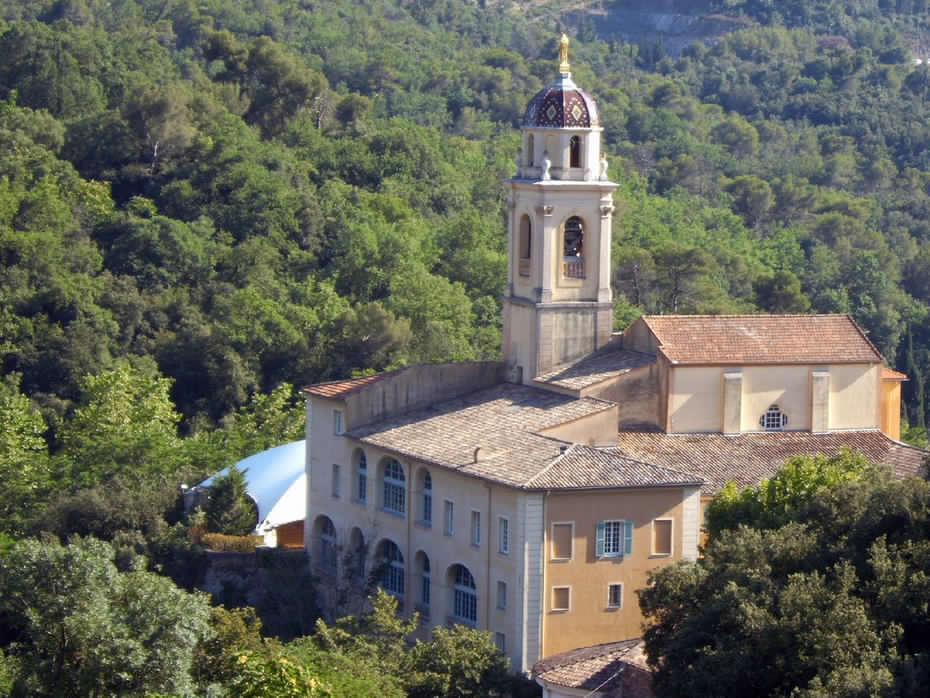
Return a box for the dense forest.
[3,0,930,693]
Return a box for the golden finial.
[558,33,570,73]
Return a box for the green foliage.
[202,532,262,552]
[0,373,49,535]
[705,449,872,537]
[408,625,513,698]
[641,471,930,697]
[205,466,257,536]
[193,606,267,691]
[0,536,212,697]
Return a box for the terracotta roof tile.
[616,430,929,494]
[883,367,908,381]
[641,314,883,365]
[527,445,704,490]
[302,372,397,398]
[535,349,656,391]
[347,383,616,488]
[534,640,653,696]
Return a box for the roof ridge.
[522,441,576,488]
[599,446,707,482]
[843,312,885,362]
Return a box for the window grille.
[383,459,405,515]
[759,404,788,431]
[453,565,477,624]
[357,452,367,502]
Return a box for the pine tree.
[205,467,257,535]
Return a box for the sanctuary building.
[301,36,927,676]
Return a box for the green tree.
[0,373,49,535]
[408,625,512,698]
[205,465,256,535]
[0,537,212,697]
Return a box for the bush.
[203,532,263,552]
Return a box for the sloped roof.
[641,314,883,365]
[615,430,928,495]
[526,445,704,490]
[198,440,306,529]
[534,639,652,695]
[883,367,908,381]
[535,349,655,391]
[347,383,616,488]
[302,372,397,399]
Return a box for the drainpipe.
[485,483,492,631]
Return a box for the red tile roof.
[883,367,908,381]
[641,314,883,365]
[616,430,929,494]
[302,371,397,398]
[534,640,653,697]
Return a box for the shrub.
[203,532,263,552]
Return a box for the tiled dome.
[523,75,599,129]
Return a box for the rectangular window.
[333,409,343,435]
[653,518,673,556]
[607,583,623,609]
[444,500,454,536]
[498,517,510,555]
[552,586,570,612]
[494,632,506,652]
[331,464,341,498]
[596,520,633,558]
[497,580,507,610]
[551,522,574,560]
[471,511,481,547]
[357,469,367,503]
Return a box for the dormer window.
[760,404,788,431]
[569,135,581,168]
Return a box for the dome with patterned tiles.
[523,74,599,129]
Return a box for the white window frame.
[651,517,674,557]
[333,408,344,435]
[331,464,341,498]
[607,582,623,609]
[497,580,507,610]
[470,510,481,547]
[380,542,405,598]
[453,565,477,625]
[382,459,406,516]
[498,516,510,555]
[444,500,454,536]
[596,519,633,558]
[551,585,571,613]
[550,521,575,561]
[759,403,788,431]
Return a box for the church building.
[302,36,927,676]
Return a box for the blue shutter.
[623,520,633,556]
[595,521,605,557]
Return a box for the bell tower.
[503,35,618,384]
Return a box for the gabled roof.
[615,430,928,495]
[526,445,704,490]
[883,367,908,381]
[641,314,883,365]
[302,371,398,399]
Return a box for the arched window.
[451,564,477,625]
[759,404,788,431]
[377,540,405,598]
[519,215,532,262]
[382,459,406,515]
[349,528,366,580]
[563,216,585,279]
[417,551,431,611]
[314,516,337,572]
[420,471,433,525]
[356,450,368,503]
[526,134,535,166]
[569,135,581,168]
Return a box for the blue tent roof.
[198,440,306,529]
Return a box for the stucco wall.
[620,318,660,355]
[341,362,506,431]
[504,299,536,382]
[881,379,902,440]
[586,363,662,430]
[542,487,689,656]
[307,432,528,670]
[740,365,811,432]
[537,404,619,446]
[667,366,723,433]
[830,364,880,429]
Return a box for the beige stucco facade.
[306,395,541,670]
[665,363,880,434]
[541,487,700,657]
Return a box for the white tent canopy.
[197,440,306,533]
